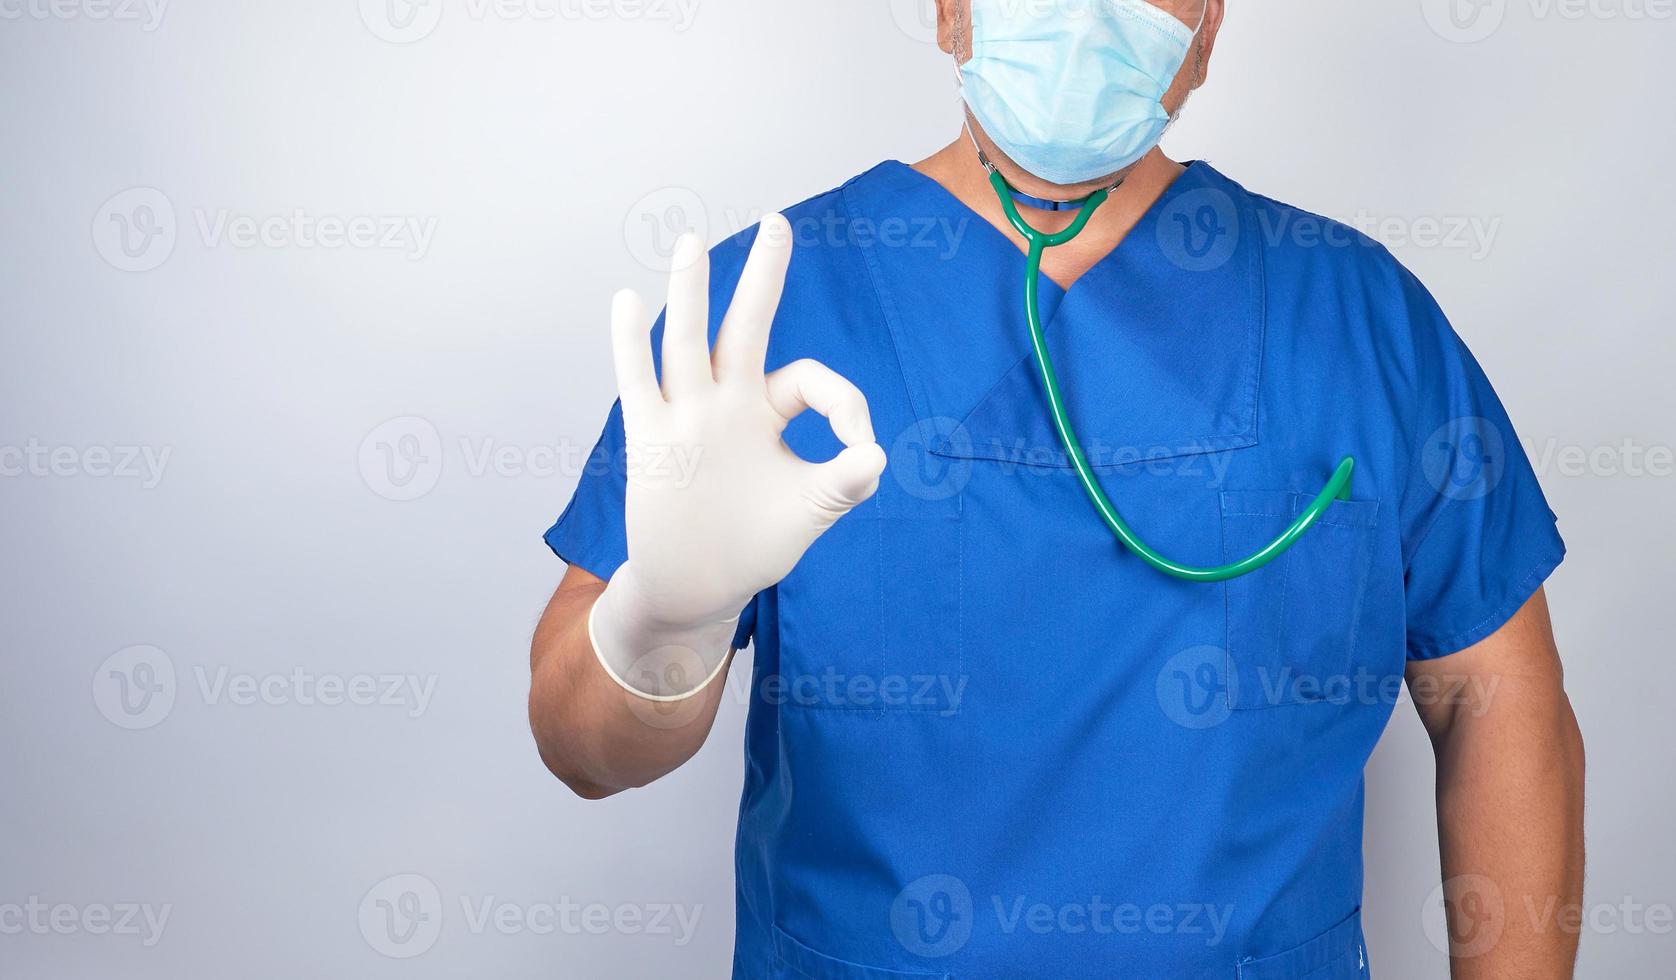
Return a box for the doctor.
[529,1,1586,976]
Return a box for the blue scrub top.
[546,161,1564,979]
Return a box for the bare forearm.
[1413,591,1585,978]
[1433,695,1584,978]
[528,571,729,798]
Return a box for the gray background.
[2,0,1672,976]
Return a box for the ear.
[1194,0,1226,87]
[935,0,967,58]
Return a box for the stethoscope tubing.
[988,167,1356,583]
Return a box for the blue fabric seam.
[772,924,949,980]
[841,179,932,431]
[954,501,965,718]
[1220,512,1378,530]
[1393,265,1453,570]
[1235,908,1363,978]
[932,433,1257,469]
[1338,523,1375,688]
[1243,184,1270,451]
[543,496,583,561]
[1406,545,1563,660]
[875,512,888,692]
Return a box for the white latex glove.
[589,214,888,701]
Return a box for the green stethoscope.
[977,145,1357,583]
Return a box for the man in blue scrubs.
[529,1,1586,976]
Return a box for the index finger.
[765,358,876,447]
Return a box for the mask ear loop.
[1187,1,1209,39]
[1182,2,1210,88]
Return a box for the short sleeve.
[544,400,631,581]
[1397,270,1565,661]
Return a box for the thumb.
[807,442,887,516]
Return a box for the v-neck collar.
[895,157,1196,298]
[843,159,1265,469]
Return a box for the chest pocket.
[775,491,963,717]
[1221,491,1380,710]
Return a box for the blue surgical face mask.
[958,0,1202,187]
